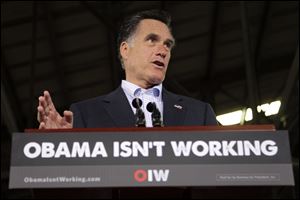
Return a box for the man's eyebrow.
[144,33,159,40]
[145,33,175,47]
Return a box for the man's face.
[120,19,175,88]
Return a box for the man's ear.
[120,42,129,60]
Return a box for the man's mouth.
[152,61,165,68]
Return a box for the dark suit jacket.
[70,86,218,128]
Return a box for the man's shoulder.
[163,89,209,106]
[71,95,105,107]
[70,86,123,107]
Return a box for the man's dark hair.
[117,9,172,63]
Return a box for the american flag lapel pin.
[174,104,183,110]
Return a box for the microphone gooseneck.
[146,102,163,127]
[132,98,145,127]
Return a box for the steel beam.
[81,1,122,89]
[80,1,116,32]
[205,2,220,79]
[41,3,70,106]
[240,1,259,123]
[29,1,37,127]
[280,46,299,115]
[1,52,24,132]
[203,2,220,107]
[254,1,271,104]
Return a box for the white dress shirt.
[121,80,163,127]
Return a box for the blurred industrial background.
[1,1,298,199]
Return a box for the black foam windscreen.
[132,98,143,108]
[146,102,154,112]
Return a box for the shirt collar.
[121,80,162,98]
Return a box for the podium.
[9,125,295,199]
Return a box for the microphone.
[131,98,145,127]
[132,98,142,108]
[146,102,164,127]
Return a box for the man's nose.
[156,52,166,58]
[156,45,168,58]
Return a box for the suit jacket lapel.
[103,86,136,127]
[102,86,187,127]
[162,88,187,126]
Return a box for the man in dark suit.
[37,10,217,129]
[36,10,217,199]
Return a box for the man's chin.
[149,76,165,85]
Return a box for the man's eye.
[147,37,156,43]
[164,42,173,50]
[165,43,171,48]
[148,38,153,43]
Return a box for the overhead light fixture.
[257,100,281,116]
[217,100,281,126]
[216,110,242,126]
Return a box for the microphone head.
[132,98,142,108]
[146,102,155,112]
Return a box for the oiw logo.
[134,169,170,182]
